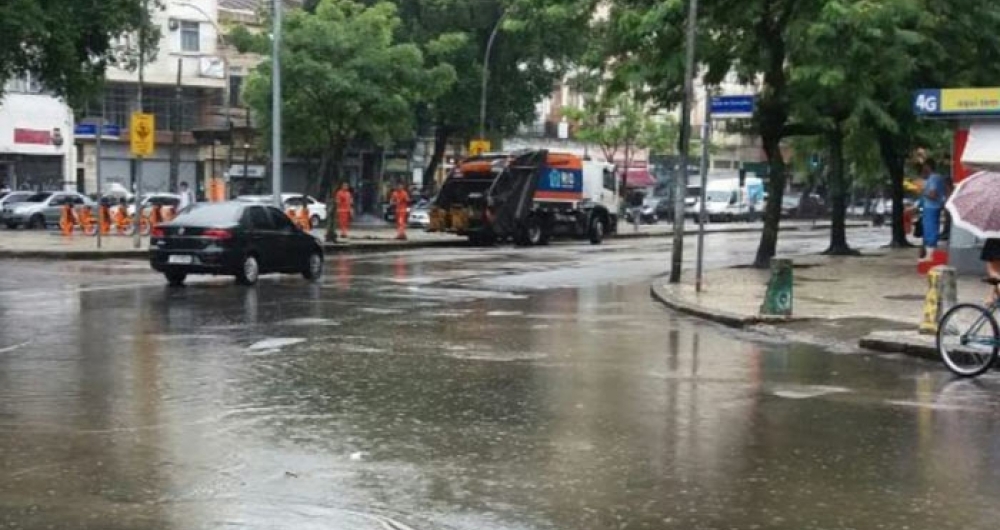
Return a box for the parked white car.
[236,194,327,228]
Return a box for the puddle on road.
[278,318,340,327]
[247,337,307,351]
[769,384,851,400]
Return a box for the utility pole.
[669,0,698,284]
[695,93,712,292]
[96,99,105,249]
[133,0,148,249]
[271,0,283,207]
[170,58,182,192]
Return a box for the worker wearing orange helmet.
[335,182,353,238]
[389,182,410,241]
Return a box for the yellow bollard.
[919,266,957,335]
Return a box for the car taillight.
[151,225,165,238]
[203,229,234,240]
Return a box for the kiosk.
[914,88,1000,274]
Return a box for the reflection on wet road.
[2,230,1000,529]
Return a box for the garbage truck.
[428,150,618,246]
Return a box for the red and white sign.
[953,128,970,183]
[13,128,52,145]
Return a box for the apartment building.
[76,0,227,196]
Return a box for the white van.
[685,177,764,222]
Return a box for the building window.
[181,21,200,52]
[229,75,244,107]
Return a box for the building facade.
[0,75,76,192]
[76,0,227,197]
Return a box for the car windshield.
[25,193,52,203]
[172,203,243,225]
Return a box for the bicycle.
[937,277,1000,377]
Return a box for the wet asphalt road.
[3,228,1000,530]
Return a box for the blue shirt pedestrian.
[923,172,946,210]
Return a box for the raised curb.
[858,330,939,361]
[650,283,760,329]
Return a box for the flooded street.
[3,230,1000,529]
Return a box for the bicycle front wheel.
[937,303,1000,377]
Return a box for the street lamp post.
[479,10,508,141]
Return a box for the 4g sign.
[913,91,939,114]
[913,88,1000,116]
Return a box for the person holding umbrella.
[945,169,1000,298]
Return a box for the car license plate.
[168,254,193,265]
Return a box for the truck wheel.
[515,217,542,247]
[469,232,495,246]
[588,216,605,245]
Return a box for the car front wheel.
[165,272,187,287]
[236,254,260,286]
[303,251,323,281]
[28,215,45,230]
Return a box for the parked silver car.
[2,191,95,229]
[0,191,34,228]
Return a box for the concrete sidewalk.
[650,248,986,361]
[0,219,868,260]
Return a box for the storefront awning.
[622,168,656,188]
[961,122,1000,169]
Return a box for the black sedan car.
[150,202,324,286]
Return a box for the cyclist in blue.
[919,158,947,260]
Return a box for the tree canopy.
[0,0,155,106]
[237,0,455,197]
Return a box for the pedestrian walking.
[335,182,353,239]
[628,189,643,232]
[919,158,947,261]
[178,181,195,211]
[389,182,410,241]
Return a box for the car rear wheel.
[303,251,323,281]
[165,272,187,287]
[310,215,321,229]
[28,215,45,230]
[236,254,260,286]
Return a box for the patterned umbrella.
[946,170,1000,239]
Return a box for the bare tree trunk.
[424,125,451,189]
[824,124,858,255]
[753,133,787,269]
[878,131,911,247]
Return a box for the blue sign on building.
[74,123,122,138]
[710,95,756,117]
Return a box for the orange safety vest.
[336,190,352,213]
[391,190,410,212]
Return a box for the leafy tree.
[0,0,156,106]
[379,0,597,180]
[608,0,829,268]
[862,0,1000,247]
[565,91,647,191]
[236,0,454,198]
[788,0,928,255]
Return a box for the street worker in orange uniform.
[335,182,353,238]
[389,183,410,240]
